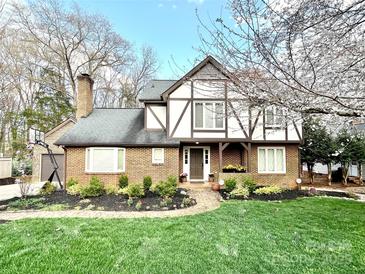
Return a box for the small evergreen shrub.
[67,184,81,196]
[153,180,177,198]
[135,200,142,210]
[167,175,177,187]
[254,185,282,195]
[40,181,56,195]
[105,186,118,195]
[66,178,78,188]
[181,197,193,207]
[241,176,256,193]
[143,176,152,191]
[160,197,172,207]
[79,176,105,198]
[119,174,129,189]
[224,178,237,192]
[230,185,249,198]
[126,184,144,198]
[127,197,134,207]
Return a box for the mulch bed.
[219,189,357,201]
[0,177,16,186]
[0,188,196,211]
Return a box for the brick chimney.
[76,74,94,120]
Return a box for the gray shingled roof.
[139,80,177,101]
[55,109,179,147]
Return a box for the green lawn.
[0,197,365,273]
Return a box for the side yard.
[0,197,364,273]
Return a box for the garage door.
[41,154,64,182]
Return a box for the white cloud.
[158,3,163,8]
[172,4,177,9]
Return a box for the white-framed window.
[152,148,164,164]
[265,106,284,127]
[85,147,125,173]
[194,101,224,129]
[258,147,286,173]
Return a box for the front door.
[190,148,204,180]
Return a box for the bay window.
[86,147,125,172]
[258,147,286,173]
[194,101,224,129]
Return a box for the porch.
[180,142,252,184]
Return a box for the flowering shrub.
[254,185,282,195]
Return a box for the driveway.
[0,182,45,201]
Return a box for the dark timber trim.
[147,105,166,130]
[224,82,228,138]
[190,81,194,139]
[263,109,266,140]
[228,101,249,138]
[250,109,261,137]
[293,121,302,141]
[170,101,190,138]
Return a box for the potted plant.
[208,173,215,182]
[222,164,236,173]
[179,172,188,183]
[235,165,247,173]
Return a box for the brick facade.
[180,143,299,189]
[65,147,179,187]
[65,143,299,189]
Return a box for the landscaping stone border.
[0,189,221,220]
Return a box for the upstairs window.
[86,148,125,173]
[194,102,224,129]
[265,106,284,127]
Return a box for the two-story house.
[56,56,302,189]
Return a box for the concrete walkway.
[0,189,222,220]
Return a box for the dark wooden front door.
[190,148,204,180]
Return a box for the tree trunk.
[342,162,349,185]
[358,162,363,185]
[327,162,332,186]
[307,163,314,184]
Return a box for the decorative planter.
[180,176,187,183]
[222,169,246,173]
[211,182,220,191]
[208,174,215,182]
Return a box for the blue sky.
[68,0,230,79]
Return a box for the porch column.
[219,142,223,172]
[240,142,252,173]
[247,143,252,172]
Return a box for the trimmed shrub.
[40,181,56,195]
[135,200,142,210]
[67,184,81,196]
[143,176,152,191]
[254,185,282,195]
[119,174,128,189]
[126,184,144,198]
[224,178,237,192]
[230,185,249,198]
[66,178,78,188]
[241,176,256,193]
[105,186,118,195]
[181,197,193,207]
[167,175,177,187]
[160,197,173,207]
[80,176,105,198]
[152,180,177,198]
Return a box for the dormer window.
[194,101,224,129]
[265,106,284,127]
